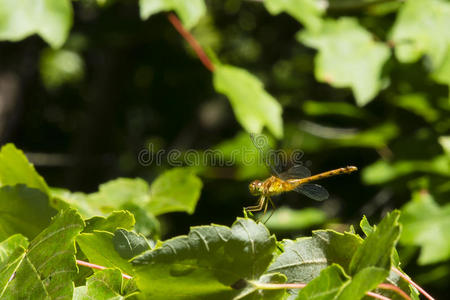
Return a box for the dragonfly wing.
[250,133,284,176]
[295,183,329,201]
[279,164,311,180]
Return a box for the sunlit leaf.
[213,63,283,138]
[139,0,206,29]
[267,230,362,283]
[338,267,388,300]
[77,231,134,276]
[432,49,450,86]
[264,207,327,232]
[133,218,276,299]
[84,211,135,233]
[0,144,49,195]
[0,185,57,240]
[0,0,72,48]
[264,0,325,30]
[73,268,139,299]
[439,136,450,156]
[147,168,202,215]
[349,210,401,274]
[296,264,349,300]
[298,18,390,106]
[0,209,84,299]
[400,191,450,264]
[390,0,450,69]
[0,234,28,265]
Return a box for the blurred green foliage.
[0,0,449,297]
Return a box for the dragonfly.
[246,133,358,216]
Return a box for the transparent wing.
[250,133,284,176]
[294,183,329,201]
[279,165,311,180]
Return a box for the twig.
[392,267,435,300]
[167,13,215,72]
[76,259,132,280]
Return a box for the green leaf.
[349,211,401,274]
[0,234,28,264]
[265,207,327,232]
[84,211,135,233]
[121,203,161,238]
[0,209,84,299]
[133,218,276,299]
[337,267,388,300]
[0,144,49,195]
[432,49,450,85]
[264,0,325,30]
[296,264,350,300]
[50,187,96,218]
[298,18,390,106]
[77,231,134,276]
[362,155,450,185]
[439,136,450,156]
[40,48,85,89]
[390,0,450,69]
[73,268,139,299]
[90,177,151,211]
[302,101,370,120]
[213,64,283,138]
[359,216,374,237]
[147,168,203,215]
[0,185,57,240]
[391,93,440,122]
[139,0,206,29]
[113,229,151,260]
[400,191,450,264]
[267,230,362,283]
[0,248,48,299]
[0,0,73,48]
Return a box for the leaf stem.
[392,267,435,300]
[248,281,306,289]
[167,13,215,72]
[249,281,393,300]
[366,291,391,300]
[378,283,411,300]
[76,259,132,280]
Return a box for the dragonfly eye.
[249,180,262,195]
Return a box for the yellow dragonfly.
[246,134,358,215]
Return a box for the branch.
[167,13,215,72]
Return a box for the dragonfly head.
[249,180,263,195]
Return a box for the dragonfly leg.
[262,197,276,224]
[245,195,266,212]
[263,198,269,215]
